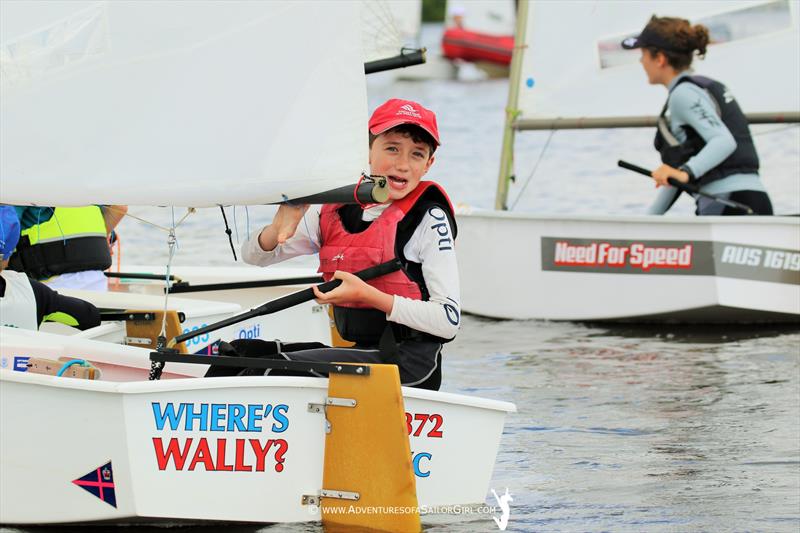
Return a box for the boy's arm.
[30,279,101,330]
[387,205,461,340]
[241,206,322,266]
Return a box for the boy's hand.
[257,204,309,251]
[651,164,689,188]
[313,271,394,313]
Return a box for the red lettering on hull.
[152,437,288,473]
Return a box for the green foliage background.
[422,0,446,22]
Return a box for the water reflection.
[442,315,799,532]
[584,322,800,344]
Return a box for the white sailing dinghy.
[0,1,515,527]
[457,0,800,322]
[41,290,245,354]
[1,326,513,525]
[106,265,335,347]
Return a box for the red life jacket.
[318,181,455,309]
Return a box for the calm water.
[61,26,800,533]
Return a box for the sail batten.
[1,1,369,207]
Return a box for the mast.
[493,0,799,209]
[494,0,529,211]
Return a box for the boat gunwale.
[0,369,517,413]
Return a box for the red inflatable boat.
[441,28,514,66]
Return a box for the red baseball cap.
[368,98,440,146]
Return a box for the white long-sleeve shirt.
[241,203,460,340]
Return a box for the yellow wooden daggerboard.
[321,363,420,532]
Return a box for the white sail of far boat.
[517,0,800,128]
[456,0,800,322]
[0,1,515,526]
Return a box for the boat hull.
[441,28,513,66]
[107,265,334,346]
[457,212,800,322]
[0,329,514,525]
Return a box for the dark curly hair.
[368,124,437,157]
[643,15,710,71]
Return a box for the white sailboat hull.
[43,290,246,355]
[0,328,514,525]
[457,212,800,322]
[108,265,334,346]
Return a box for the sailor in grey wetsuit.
[623,15,773,216]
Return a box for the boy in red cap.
[236,99,458,390]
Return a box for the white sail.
[517,0,800,122]
[0,1,369,207]
[361,0,422,63]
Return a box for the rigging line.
[364,2,396,32]
[301,208,319,254]
[232,205,239,243]
[51,210,66,246]
[34,207,55,246]
[121,210,173,232]
[509,129,557,210]
[159,207,178,340]
[752,124,800,137]
[122,207,195,233]
[219,205,237,261]
[173,207,195,228]
[362,4,400,46]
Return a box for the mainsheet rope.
[510,129,557,210]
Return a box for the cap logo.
[397,104,422,119]
[622,37,638,48]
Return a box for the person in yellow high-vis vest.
[1,206,100,330]
[9,205,127,291]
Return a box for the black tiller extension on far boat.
[149,259,403,379]
[617,160,755,215]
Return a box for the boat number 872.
[405,413,443,438]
